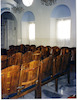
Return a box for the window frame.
[28,22,35,41]
[56,18,71,40]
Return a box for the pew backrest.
[1,55,8,69]
[50,46,60,57]
[52,55,62,76]
[1,65,20,98]
[8,52,22,67]
[21,51,32,64]
[19,60,40,89]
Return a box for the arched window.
[51,5,71,47]
[22,11,35,44]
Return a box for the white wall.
[21,0,76,47]
[21,21,29,44]
[1,0,76,48]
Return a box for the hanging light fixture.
[22,0,34,7]
[12,4,24,13]
[12,0,24,13]
[41,0,57,6]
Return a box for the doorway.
[1,12,17,49]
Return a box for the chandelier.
[12,0,24,13]
[41,0,57,6]
[12,5,24,13]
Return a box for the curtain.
[56,19,71,47]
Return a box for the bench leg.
[67,70,70,84]
[55,78,58,92]
[35,86,41,98]
[35,64,41,98]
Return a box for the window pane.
[57,19,71,40]
[29,23,35,40]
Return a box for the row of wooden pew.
[1,44,69,57]
[1,46,71,99]
[1,46,71,70]
[1,45,76,63]
[1,46,76,68]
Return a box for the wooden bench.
[1,60,41,99]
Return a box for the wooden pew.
[14,45,20,53]
[1,60,41,99]
[70,47,76,64]
[41,55,53,80]
[54,53,71,91]
[1,55,8,69]
[60,47,70,55]
[41,53,71,92]
[1,48,7,55]
[7,49,16,57]
[25,44,31,51]
[1,45,71,98]
[17,60,41,98]
[1,65,20,99]
[19,44,26,54]
[1,51,33,70]
[36,45,44,51]
[9,45,15,49]
[8,52,22,67]
[21,51,32,64]
[44,46,50,57]
[32,50,42,61]
[30,45,36,52]
[50,46,61,57]
[52,55,62,91]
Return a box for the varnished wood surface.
[1,65,20,98]
[1,45,72,99]
[1,55,8,69]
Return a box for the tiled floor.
[18,64,76,99]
